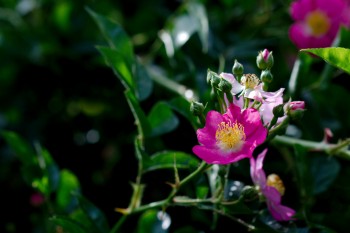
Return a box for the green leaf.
[300,47,350,75]
[75,194,110,233]
[136,210,171,233]
[167,97,200,130]
[86,7,133,58]
[310,155,340,195]
[49,215,88,233]
[56,169,81,212]
[88,8,153,101]
[143,151,199,173]
[134,59,153,101]
[1,130,36,164]
[160,1,208,57]
[147,101,179,137]
[38,147,60,194]
[97,46,134,92]
[124,89,152,139]
[1,131,60,196]
[186,2,209,53]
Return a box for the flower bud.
[206,69,215,84]
[210,72,221,87]
[218,78,232,93]
[232,59,244,76]
[256,49,274,70]
[190,101,205,117]
[241,185,259,201]
[289,101,305,111]
[272,103,285,118]
[285,101,306,120]
[260,70,273,84]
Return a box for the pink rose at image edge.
[289,0,350,49]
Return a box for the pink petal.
[290,0,316,21]
[192,145,251,164]
[241,108,267,144]
[263,186,282,204]
[267,201,296,221]
[225,104,243,121]
[196,111,223,146]
[289,23,332,49]
[316,0,347,17]
[252,149,268,187]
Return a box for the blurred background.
[1,0,350,232]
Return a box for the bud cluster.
[256,49,274,91]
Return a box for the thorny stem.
[272,135,350,160]
[110,161,209,233]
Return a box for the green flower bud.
[260,70,273,84]
[232,59,244,76]
[210,72,221,87]
[206,69,214,84]
[241,185,259,201]
[272,103,285,118]
[218,78,232,93]
[190,101,205,116]
[284,101,306,120]
[256,49,274,70]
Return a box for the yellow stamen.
[241,74,260,89]
[267,173,285,196]
[306,10,330,37]
[215,121,246,152]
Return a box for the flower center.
[306,10,330,37]
[267,173,285,196]
[215,121,246,152]
[241,74,260,89]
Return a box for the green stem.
[243,97,249,109]
[147,66,198,101]
[110,215,128,233]
[271,135,350,160]
[110,161,209,232]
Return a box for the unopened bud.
[210,72,221,87]
[206,69,214,84]
[190,101,205,116]
[267,174,285,196]
[256,49,274,70]
[218,78,232,93]
[285,101,306,120]
[241,185,259,201]
[260,70,273,84]
[232,59,244,76]
[272,104,285,118]
[289,101,305,111]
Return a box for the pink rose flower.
[250,149,296,221]
[192,103,267,164]
[289,0,350,49]
[220,73,284,103]
[231,93,284,126]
